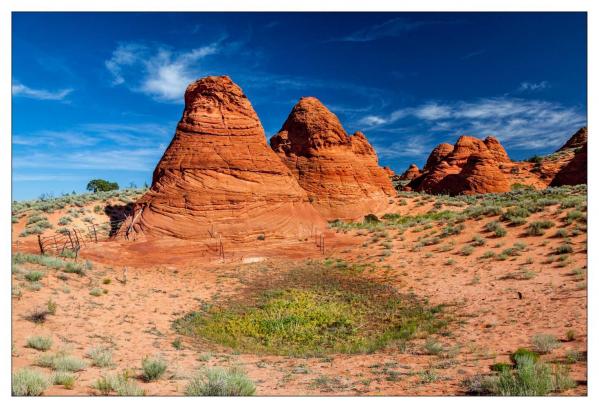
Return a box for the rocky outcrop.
[410,135,512,195]
[558,127,587,151]
[551,135,587,186]
[399,164,421,180]
[423,143,453,172]
[124,76,324,241]
[270,97,396,219]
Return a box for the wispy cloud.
[12,82,73,101]
[105,42,221,102]
[13,147,164,172]
[13,123,170,148]
[359,97,586,150]
[517,81,550,92]
[329,18,459,42]
[461,49,485,60]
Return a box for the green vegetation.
[526,220,555,236]
[12,369,49,396]
[86,178,119,193]
[141,356,167,381]
[94,371,145,396]
[52,371,76,389]
[35,351,87,372]
[87,346,113,367]
[532,334,560,354]
[26,335,53,351]
[175,260,449,357]
[185,367,256,396]
[469,355,575,396]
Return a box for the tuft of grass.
[94,371,145,396]
[89,287,103,297]
[532,334,560,354]
[141,356,167,382]
[565,330,576,342]
[12,368,49,396]
[424,338,444,355]
[52,371,76,389]
[172,338,183,350]
[510,348,539,364]
[185,366,256,396]
[526,220,555,236]
[35,351,87,372]
[484,221,506,237]
[87,346,113,367]
[460,245,475,256]
[470,355,574,396]
[25,270,44,282]
[26,336,53,351]
[555,244,573,254]
[471,235,486,246]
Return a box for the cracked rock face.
[125,76,324,241]
[270,97,396,220]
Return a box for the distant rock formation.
[409,135,511,195]
[550,127,587,186]
[399,164,421,180]
[558,127,587,151]
[270,97,396,219]
[124,76,324,241]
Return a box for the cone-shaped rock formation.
[124,76,325,241]
[270,97,396,219]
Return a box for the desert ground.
[11,185,587,396]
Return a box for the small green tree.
[86,179,119,193]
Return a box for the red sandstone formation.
[410,135,512,195]
[550,144,587,186]
[124,76,325,241]
[270,97,396,220]
[399,164,422,181]
[558,127,587,151]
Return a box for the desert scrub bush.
[64,262,83,274]
[480,251,495,259]
[532,334,560,354]
[26,335,53,351]
[94,371,145,396]
[510,348,540,364]
[35,351,87,372]
[460,245,475,256]
[185,366,256,396]
[501,207,531,225]
[24,270,44,282]
[58,216,72,226]
[440,223,464,237]
[174,260,449,357]
[12,368,49,396]
[553,228,569,238]
[87,346,113,367]
[484,221,506,237]
[424,338,444,355]
[565,210,585,224]
[472,355,574,396]
[141,356,167,381]
[52,371,75,389]
[555,244,573,254]
[526,220,555,236]
[471,234,486,246]
[89,287,103,297]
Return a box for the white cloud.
[518,81,550,92]
[13,147,164,172]
[329,18,458,42]
[358,97,586,150]
[105,42,220,102]
[12,82,73,100]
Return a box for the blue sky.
[12,12,587,200]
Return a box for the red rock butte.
[270,97,396,220]
[410,135,511,195]
[123,76,325,241]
